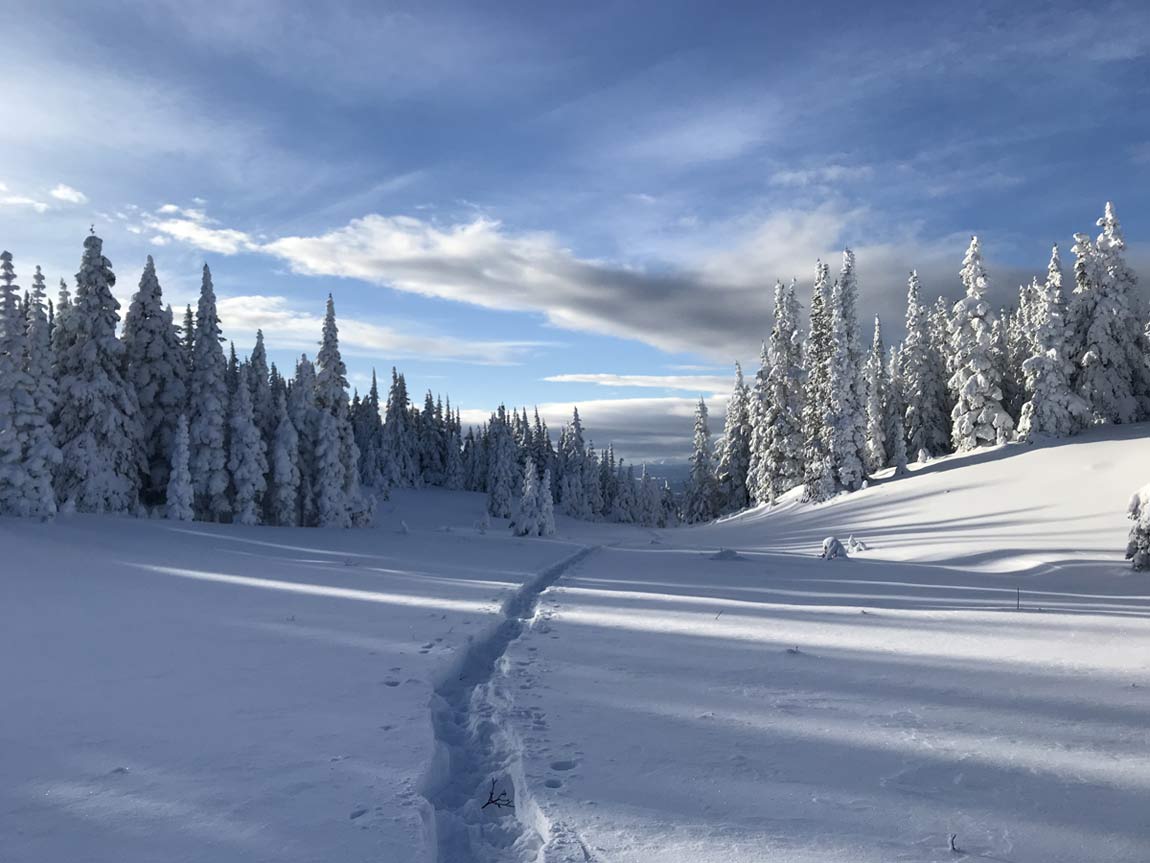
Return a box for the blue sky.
[2,0,1149,460]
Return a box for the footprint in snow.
[550,759,578,771]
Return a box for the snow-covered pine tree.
[289,354,320,526]
[559,408,590,518]
[21,265,60,517]
[418,389,445,485]
[1126,482,1150,570]
[802,261,836,502]
[0,251,34,515]
[188,264,230,520]
[538,467,556,536]
[227,366,267,526]
[354,369,384,489]
[486,406,518,518]
[745,340,770,504]
[683,397,719,523]
[444,422,465,490]
[51,278,71,358]
[901,272,948,461]
[1018,244,1090,439]
[638,465,662,527]
[313,408,349,527]
[583,441,603,517]
[165,414,194,521]
[510,457,543,536]
[828,277,866,491]
[123,256,187,506]
[268,386,301,526]
[885,345,909,475]
[863,316,888,474]
[315,294,367,525]
[382,369,419,487]
[949,236,1014,451]
[181,304,195,376]
[928,295,956,434]
[54,233,144,513]
[714,362,752,512]
[758,279,805,505]
[248,329,274,445]
[610,461,636,523]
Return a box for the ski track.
[421,545,597,863]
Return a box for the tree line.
[685,202,1144,522]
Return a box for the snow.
[5,427,1150,862]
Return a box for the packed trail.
[4,427,1150,862]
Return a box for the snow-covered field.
[5,427,1150,862]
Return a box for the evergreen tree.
[828,277,866,490]
[51,278,71,359]
[313,409,349,527]
[885,346,909,475]
[863,316,888,474]
[683,397,719,522]
[948,236,1014,451]
[714,362,751,512]
[21,264,60,517]
[1018,244,1090,439]
[901,271,949,461]
[228,366,267,526]
[746,340,770,504]
[268,386,301,526]
[382,369,419,487]
[165,414,194,521]
[248,329,274,444]
[802,261,836,502]
[538,467,556,536]
[1068,203,1144,424]
[928,296,955,435]
[419,389,445,485]
[355,369,384,489]
[188,264,230,519]
[559,408,590,518]
[510,457,543,536]
[486,406,518,518]
[0,251,35,515]
[123,256,187,505]
[758,279,805,505]
[611,461,637,523]
[181,304,195,375]
[289,355,320,526]
[315,295,366,524]
[54,233,143,513]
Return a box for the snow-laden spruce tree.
[558,408,591,519]
[863,316,887,474]
[510,457,543,536]
[610,462,636,523]
[828,277,866,491]
[354,369,384,489]
[313,409,349,527]
[52,277,71,352]
[54,233,144,513]
[418,390,445,486]
[756,279,805,505]
[1018,244,1090,439]
[165,414,194,521]
[21,265,61,517]
[486,406,519,518]
[948,237,1014,451]
[188,265,230,520]
[123,256,187,505]
[714,362,751,512]
[901,272,949,461]
[928,296,955,431]
[268,387,301,526]
[290,355,320,526]
[181,304,195,375]
[248,329,274,445]
[683,397,719,523]
[0,252,34,515]
[583,441,604,517]
[745,341,770,504]
[885,345,909,475]
[228,366,267,526]
[802,261,836,502]
[315,295,369,525]
[1126,482,1150,570]
[382,369,420,487]
[539,467,556,536]
[1068,203,1145,424]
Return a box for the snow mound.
[709,548,745,561]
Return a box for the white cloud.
[149,236,170,247]
[0,195,48,213]
[215,295,541,366]
[543,373,730,393]
[148,217,260,256]
[49,183,88,204]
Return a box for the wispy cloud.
[48,184,88,205]
[216,295,542,366]
[769,164,874,188]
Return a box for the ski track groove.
[421,545,596,863]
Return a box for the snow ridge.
[421,545,596,863]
